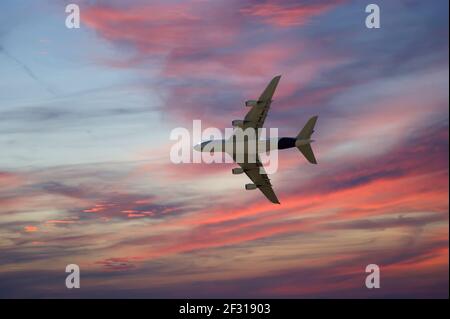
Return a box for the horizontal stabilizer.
[296,116,318,164]
[298,144,317,164]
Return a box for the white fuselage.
[194,137,298,155]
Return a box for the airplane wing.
[238,156,280,204]
[241,75,281,131]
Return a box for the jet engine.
[232,168,244,175]
[232,120,243,127]
[245,100,258,107]
[245,183,257,190]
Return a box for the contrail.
[0,45,56,95]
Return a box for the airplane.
[193,75,318,204]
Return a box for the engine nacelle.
[232,120,244,127]
[232,168,244,175]
[245,183,257,190]
[245,100,258,107]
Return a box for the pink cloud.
[240,1,345,27]
[83,2,240,57]
[95,257,141,271]
[0,171,24,190]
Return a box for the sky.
[0,0,448,298]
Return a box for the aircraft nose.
[193,143,201,152]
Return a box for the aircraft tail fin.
[296,116,318,164]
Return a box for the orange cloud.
[24,225,38,233]
[83,204,107,213]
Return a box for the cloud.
[326,212,448,231]
[240,0,344,27]
[23,225,38,233]
[0,171,23,190]
[83,1,241,57]
[95,257,139,271]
